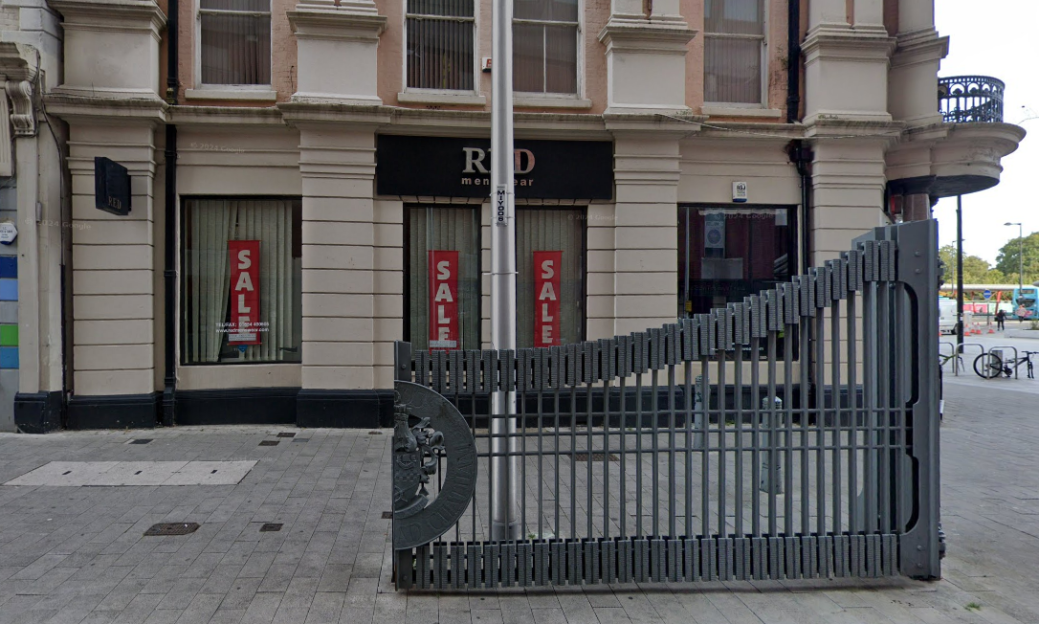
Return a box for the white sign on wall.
[0,221,17,245]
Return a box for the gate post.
[392,341,413,589]
[891,220,942,580]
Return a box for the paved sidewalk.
[0,382,1037,624]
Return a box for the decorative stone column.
[888,0,948,128]
[47,0,167,428]
[288,0,387,105]
[597,0,695,114]
[601,132,682,336]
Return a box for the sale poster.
[228,240,261,346]
[534,251,561,347]
[429,250,459,350]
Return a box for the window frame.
[179,195,303,367]
[511,0,583,98]
[401,0,481,96]
[702,0,769,108]
[194,0,274,91]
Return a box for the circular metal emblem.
[392,380,478,550]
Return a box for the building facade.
[6,0,1025,430]
[0,0,65,431]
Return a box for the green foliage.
[939,245,1009,285]
[965,602,982,612]
[995,232,1039,285]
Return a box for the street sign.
[983,289,992,299]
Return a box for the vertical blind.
[516,208,583,348]
[514,0,578,93]
[703,0,764,104]
[408,206,481,351]
[200,0,272,85]
[182,199,301,364]
[406,0,475,90]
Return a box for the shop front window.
[406,205,481,351]
[678,205,796,317]
[181,198,302,365]
[517,208,584,348]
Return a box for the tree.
[995,232,1039,286]
[939,244,1008,285]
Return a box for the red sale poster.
[428,250,459,351]
[228,240,261,346]
[534,251,562,347]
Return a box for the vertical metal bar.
[636,342,645,538]
[750,335,761,538]
[878,281,891,534]
[863,262,877,535]
[701,356,710,539]
[894,281,907,535]
[831,289,842,537]
[537,352,545,540]
[684,322,694,540]
[847,289,859,537]
[668,364,677,539]
[734,330,744,539]
[800,300,811,538]
[767,330,778,538]
[620,373,628,540]
[717,348,727,540]
[554,350,562,540]
[652,364,660,538]
[520,353,528,541]
[783,310,794,537]
[815,272,826,538]
[587,375,595,539]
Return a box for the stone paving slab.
[0,388,1036,624]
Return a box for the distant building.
[5,0,1025,430]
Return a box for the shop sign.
[533,251,561,347]
[376,135,613,200]
[429,250,459,350]
[228,240,261,345]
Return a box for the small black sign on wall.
[94,157,131,216]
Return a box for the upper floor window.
[514,0,578,94]
[199,0,272,86]
[406,0,475,90]
[703,0,764,104]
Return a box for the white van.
[939,299,957,335]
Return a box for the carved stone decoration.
[5,80,36,137]
[392,380,478,550]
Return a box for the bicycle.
[973,350,1038,380]
[939,351,965,372]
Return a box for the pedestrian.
[996,309,1006,331]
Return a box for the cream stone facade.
[5,0,1024,429]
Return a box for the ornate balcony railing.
[938,75,1005,124]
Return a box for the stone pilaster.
[597,0,695,115]
[288,0,386,105]
[888,0,948,128]
[295,126,385,426]
[605,134,681,336]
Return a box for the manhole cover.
[382,511,392,519]
[258,440,279,447]
[572,453,619,462]
[368,431,382,435]
[292,438,308,443]
[277,432,296,438]
[128,439,153,445]
[144,522,200,536]
[260,523,283,532]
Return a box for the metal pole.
[956,196,964,357]
[1019,223,1024,295]
[490,0,520,542]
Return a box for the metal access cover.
[382,511,393,519]
[260,523,283,532]
[258,440,279,446]
[144,522,200,536]
[572,453,619,462]
[128,439,153,445]
[277,432,296,438]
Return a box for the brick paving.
[0,380,1037,624]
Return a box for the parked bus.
[1012,287,1038,320]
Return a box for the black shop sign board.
[376,135,614,200]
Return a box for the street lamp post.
[1005,222,1024,309]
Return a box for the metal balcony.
[938,75,1005,124]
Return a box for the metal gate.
[391,220,941,590]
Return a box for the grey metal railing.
[391,220,940,590]
[939,75,1005,124]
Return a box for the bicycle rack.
[989,345,1020,379]
[941,341,985,377]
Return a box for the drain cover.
[382,511,392,519]
[572,453,619,462]
[258,440,279,447]
[144,522,200,536]
[128,439,153,445]
[260,523,283,532]
[368,431,382,435]
[292,438,308,443]
[277,432,296,438]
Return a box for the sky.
[931,0,1039,267]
